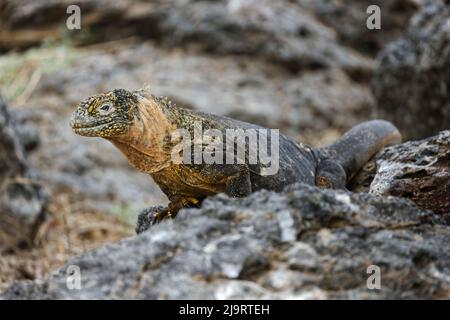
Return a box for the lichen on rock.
[352,131,450,217]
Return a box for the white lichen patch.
[214,280,269,299]
[148,229,177,243]
[203,234,243,254]
[277,210,296,242]
[220,263,242,279]
[285,242,318,268]
[284,287,328,300]
[369,158,433,195]
[335,192,360,212]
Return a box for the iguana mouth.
[71,120,116,137]
[71,118,131,137]
[70,119,113,130]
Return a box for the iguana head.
[70,88,139,138]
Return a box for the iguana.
[70,88,401,233]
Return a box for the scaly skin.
[70,88,401,232]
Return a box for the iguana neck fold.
[109,96,176,174]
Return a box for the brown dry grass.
[0,189,134,294]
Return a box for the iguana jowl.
[70,88,401,232]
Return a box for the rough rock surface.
[1,0,371,74]
[3,183,449,299]
[351,131,450,217]
[0,97,47,248]
[155,0,374,76]
[372,0,450,139]
[13,110,40,152]
[299,0,422,55]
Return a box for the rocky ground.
[3,183,449,299]
[0,0,449,299]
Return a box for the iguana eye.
[99,103,113,114]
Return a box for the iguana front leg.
[135,197,200,233]
[136,165,251,233]
[225,167,252,197]
[162,196,201,221]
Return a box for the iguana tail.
[325,120,401,181]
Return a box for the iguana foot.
[135,205,167,234]
[135,197,202,234]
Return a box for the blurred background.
[0,0,438,292]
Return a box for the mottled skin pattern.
[70,88,401,232]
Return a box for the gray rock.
[3,183,448,299]
[352,131,450,217]
[372,0,450,139]
[299,0,422,55]
[13,110,40,152]
[0,97,47,248]
[157,0,374,76]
